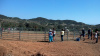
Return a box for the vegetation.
[0,14,99,31]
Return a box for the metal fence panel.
[0,27,90,42]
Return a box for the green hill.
[0,14,99,31]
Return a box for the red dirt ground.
[0,37,100,56]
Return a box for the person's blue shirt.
[49,32,53,36]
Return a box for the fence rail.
[0,27,98,42]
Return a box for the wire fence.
[0,27,97,42]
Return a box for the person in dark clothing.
[91,30,93,40]
[88,28,91,39]
[80,28,85,41]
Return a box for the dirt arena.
[0,36,100,56]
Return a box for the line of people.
[80,28,99,43]
[49,28,99,43]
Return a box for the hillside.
[0,14,99,31]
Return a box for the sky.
[0,0,100,25]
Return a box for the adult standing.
[91,30,93,40]
[80,28,85,41]
[52,28,56,42]
[61,29,64,41]
[88,28,91,39]
[95,30,98,43]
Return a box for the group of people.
[49,28,99,43]
[48,28,56,42]
[80,28,99,43]
[48,28,65,42]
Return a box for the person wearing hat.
[48,29,53,42]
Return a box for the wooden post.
[44,29,46,41]
[67,31,68,41]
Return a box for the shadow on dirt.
[2,38,19,41]
[31,52,46,56]
[84,42,95,44]
[0,46,7,56]
[37,41,49,43]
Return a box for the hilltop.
[0,14,99,31]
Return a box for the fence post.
[73,30,75,40]
[13,28,14,38]
[67,31,68,41]
[19,29,21,40]
[44,29,46,41]
[0,28,2,39]
[36,29,37,40]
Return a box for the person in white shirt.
[95,30,98,43]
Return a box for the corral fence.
[0,27,96,42]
